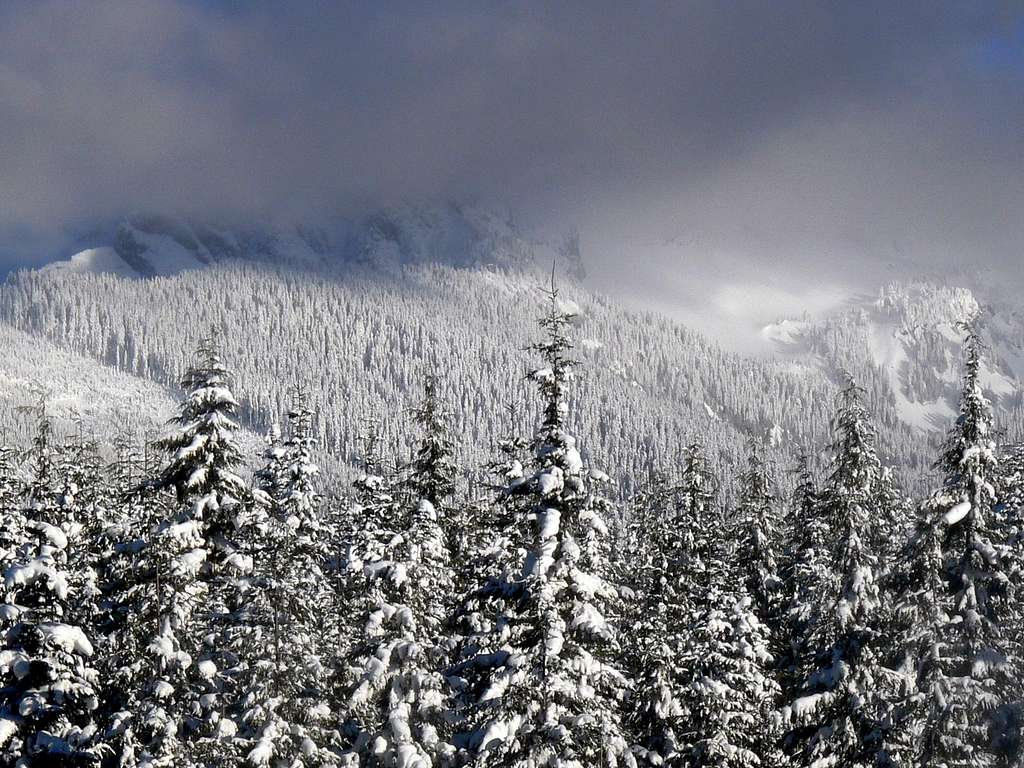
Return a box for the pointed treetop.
[407,372,457,507]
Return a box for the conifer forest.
[0,282,1020,767]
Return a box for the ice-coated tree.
[892,330,1020,767]
[780,382,897,767]
[0,410,101,765]
[457,285,636,768]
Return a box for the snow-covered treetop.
[407,374,457,507]
[529,283,579,445]
[152,337,247,506]
[826,378,883,502]
[937,326,997,495]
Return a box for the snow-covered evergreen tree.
[407,375,458,511]
[0,409,102,765]
[734,441,781,628]
[780,382,897,767]
[674,443,720,610]
[775,455,825,706]
[233,394,342,766]
[449,401,532,706]
[151,336,250,552]
[456,286,636,768]
[623,469,697,767]
[892,330,1020,767]
[0,443,26,581]
[104,339,250,765]
[682,573,782,768]
[341,379,459,767]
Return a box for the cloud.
[0,0,1021,286]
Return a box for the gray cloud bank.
[0,0,1021,288]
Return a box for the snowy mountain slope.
[40,247,137,279]
[0,253,943,495]
[0,324,270,472]
[48,203,568,280]
[761,282,1023,434]
[0,325,176,443]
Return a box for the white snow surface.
[41,247,137,278]
[38,623,94,656]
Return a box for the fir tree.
[682,566,782,768]
[342,382,459,767]
[734,441,781,628]
[107,339,250,764]
[0,442,26,581]
[449,400,532,705]
[407,375,457,511]
[150,337,249,548]
[457,286,636,768]
[893,330,1020,767]
[234,395,342,766]
[624,469,696,767]
[776,454,823,700]
[781,382,897,767]
[0,410,102,765]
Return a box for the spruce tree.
[0,442,26,580]
[681,553,782,768]
[892,331,1021,767]
[0,409,101,765]
[624,466,700,767]
[407,375,457,511]
[449,401,532,711]
[151,337,249,546]
[457,286,636,768]
[235,395,342,766]
[106,338,250,765]
[781,382,897,767]
[341,380,458,767]
[776,454,823,700]
[734,441,781,628]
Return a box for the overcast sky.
[1,1,1022,341]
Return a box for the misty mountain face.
[64,204,544,280]
[1,203,1020,496]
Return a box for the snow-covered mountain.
[761,282,1023,436]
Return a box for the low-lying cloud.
[0,0,1021,294]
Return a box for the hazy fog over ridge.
[1,1,1022,343]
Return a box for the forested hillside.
[0,261,943,499]
[5,209,1021,502]
[0,289,1019,767]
